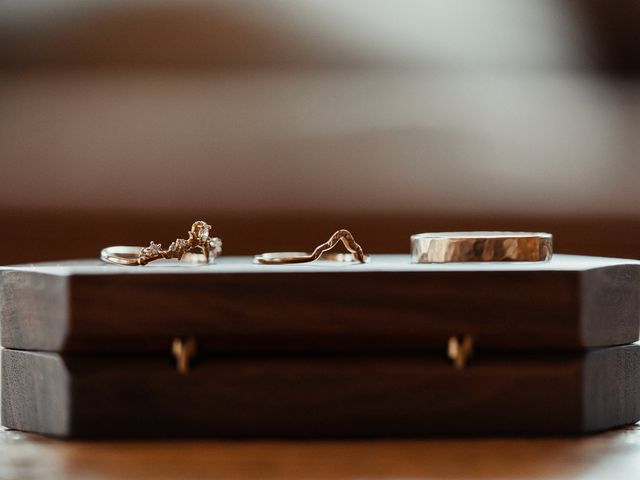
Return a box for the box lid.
[1,254,638,354]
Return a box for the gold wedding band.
[411,231,552,263]
[254,229,368,265]
[100,221,222,266]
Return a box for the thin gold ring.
[255,251,368,264]
[100,221,222,266]
[254,229,368,265]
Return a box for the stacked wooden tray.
[1,254,639,437]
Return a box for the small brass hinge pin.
[172,336,197,374]
[448,335,474,369]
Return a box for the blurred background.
[0,0,639,264]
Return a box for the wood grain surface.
[2,255,639,353]
[2,425,640,480]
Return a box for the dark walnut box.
[1,254,640,437]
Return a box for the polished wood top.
[2,425,640,479]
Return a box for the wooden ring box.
[1,254,639,437]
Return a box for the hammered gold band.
[411,231,552,263]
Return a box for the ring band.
[254,252,368,264]
[100,221,222,266]
[101,246,145,266]
[411,231,552,263]
[254,229,368,265]
[100,246,212,266]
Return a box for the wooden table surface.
[2,425,640,480]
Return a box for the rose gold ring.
[411,231,552,263]
[254,229,368,265]
[100,221,222,266]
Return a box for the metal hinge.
[172,336,197,374]
[448,335,474,369]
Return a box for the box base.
[3,346,640,438]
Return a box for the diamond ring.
[100,221,222,266]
